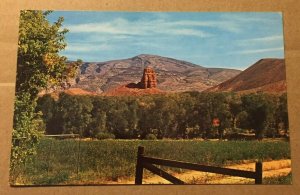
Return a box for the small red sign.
[212,118,220,127]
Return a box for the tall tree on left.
[10,10,81,183]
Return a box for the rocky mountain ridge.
[70,54,241,93]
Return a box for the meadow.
[15,138,291,185]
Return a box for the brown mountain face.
[207,59,286,93]
[71,54,241,94]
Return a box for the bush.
[144,133,157,140]
[96,132,115,140]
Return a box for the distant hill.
[69,54,241,94]
[207,59,286,93]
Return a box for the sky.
[47,12,284,70]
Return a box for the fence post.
[135,146,145,185]
[255,161,263,184]
[76,136,81,176]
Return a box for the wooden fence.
[135,146,263,185]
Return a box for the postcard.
[10,11,291,186]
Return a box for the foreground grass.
[263,173,292,184]
[17,139,291,185]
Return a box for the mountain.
[207,58,286,93]
[70,54,241,94]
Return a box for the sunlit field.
[15,138,291,185]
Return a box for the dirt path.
[119,159,291,184]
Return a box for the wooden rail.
[135,146,262,185]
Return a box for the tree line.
[36,92,289,140]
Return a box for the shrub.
[96,132,115,140]
[145,133,157,140]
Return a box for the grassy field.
[16,138,291,185]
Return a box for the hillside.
[207,59,286,93]
[70,54,241,94]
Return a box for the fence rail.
[135,146,263,185]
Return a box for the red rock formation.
[103,66,161,96]
[140,67,157,89]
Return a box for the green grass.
[263,173,292,184]
[17,139,291,185]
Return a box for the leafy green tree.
[136,96,156,138]
[229,94,242,129]
[36,94,61,134]
[241,93,275,139]
[125,98,139,135]
[104,98,130,138]
[196,93,213,138]
[279,93,289,132]
[107,110,129,138]
[11,10,80,183]
[90,97,108,137]
[57,94,93,136]
[211,93,231,139]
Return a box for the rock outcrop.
[103,66,162,96]
[140,67,157,89]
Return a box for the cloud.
[234,47,284,55]
[220,13,278,23]
[65,13,279,40]
[238,35,283,45]
[65,18,215,38]
[248,35,283,42]
[65,43,112,52]
[168,20,241,33]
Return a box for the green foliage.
[18,11,65,97]
[11,10,81,184]
[145,133,157,140]
[277,93,289,131]
[57,93,93,136]
[11,93,44,182]
[241,93,277,139]
[19,139,290,185]
[263,173,292,184]
[96,132,115,140]
[36,92,289,140]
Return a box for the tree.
[155,96,177,138]
[277,93,289,134]
[125,98,139,138]
[57,94,93,136]
[90,97,108,137]
[107,110,129,138]
[241,93,275,140]
[211,93,231,139]
[229,94,242,129]
[137,96,156,138]
[196,93,213,138]
[36,94,61,134]
[11,10,80,183]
